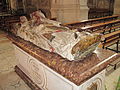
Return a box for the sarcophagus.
[9,10,120,90]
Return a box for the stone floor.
[106,67,120,90]
[0,30,31,90]
[0,30,120,90]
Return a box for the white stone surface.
[14,44,105,90]
[56,0,89,23]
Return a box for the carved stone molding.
[87,83,98,90]
[28,59,48,90]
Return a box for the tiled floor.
[0,30,120,90]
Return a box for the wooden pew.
[75,19,120,53]
[101,30,120,53]
[63,15,119,29]
[80,19,120,34]
[0,14,20,31]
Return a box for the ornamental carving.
[87,83,98,90]
[28,59,48,90]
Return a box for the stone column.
[50,0,59,19]
[114,0,120,15]
[9,0,17,10]
[56,0,89,24]
[79,0,89,21]
[22,0,27,13]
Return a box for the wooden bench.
[101,31,120,70]
[101,30,120,53]
[6,19,20,31]
[72,19,120,53]
[63,15,119,29]
[80,19,120,34]
[0,14,20,31]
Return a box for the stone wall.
[21,0,89,23]
[87,0,114,19]
[9,0,119,23]
[88,0,110,9]
[114,0,120,15]
[23,0,55,19]
[56,0,89,23]
[8,0,89,23]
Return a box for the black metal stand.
[105,40,120,53]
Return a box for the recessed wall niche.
[87,0,115,19]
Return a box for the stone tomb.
[8,34,120,90]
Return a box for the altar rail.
[63,15,119,29]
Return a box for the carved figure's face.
[20,16,28,24]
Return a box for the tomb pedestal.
[9,34,120,90]
[14,45,105,90]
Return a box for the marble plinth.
[14,45,106,90]
[8,33,120,90]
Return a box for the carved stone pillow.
[20,16,28,24]
[30,11,46,26]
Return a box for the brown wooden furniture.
[102,30,120,52]
[76,19,120,52]
[73,19,120,53]
[0,14,20,31]
[63,15,119,29]
[80,19,120,34]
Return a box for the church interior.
[0,0,120,90]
